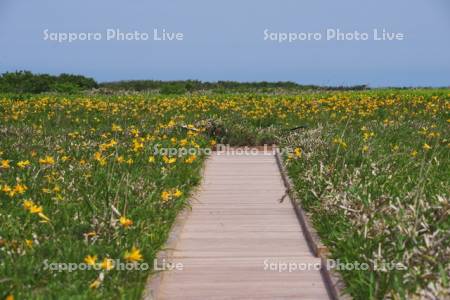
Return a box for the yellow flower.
[148,156,155,163]
[94,152,107,166]
[1,159,10,169]
[25,239,33,248]
[119,216,133,228]
[89,278,102,289]
[38,212,50,223]
[167,120,176,128]
[13,183,27,195]
[2,184,12,194]
[84,255,97,266]
[333,137,347,148]
[109,139,118,147]
[161,191,171,202]
[185,154,196,164]
[293,148,302,158]
[30,205,43,214]
[111,123,123,132]
[132,139,144,152]
[23,199,34,210]
[116,155,125,164]
[362,131,375,141]
[23,199,51,222]
[422,143,432,151]
[85,231,97,238]
[130,128,140,137]
[6,295,14,300]
[410,150,418,157]
[42,188,51,194]
[124,246,143,262]
[173,189,183,198]
[17,160,30,169]
[101,258,114,270]
[163,156,176,164]
[39,156,55,165]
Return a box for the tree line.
[100,80,369,94]
[0,71,370,94]
[0,71,98,94]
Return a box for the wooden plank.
[146,152,329,300]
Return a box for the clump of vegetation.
[198,117,278,146]
[0,71,98,94]
[100,79,370,94]
[279,92,449,299]
[0,96,210,299]
[159,83,187,95]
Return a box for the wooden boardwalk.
[148,152,329,300]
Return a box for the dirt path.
[146,152,329,299]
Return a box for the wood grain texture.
[145,152,330,300]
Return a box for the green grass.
[279,91,449,299]
[0,90,448,299]
[0,95,209,299]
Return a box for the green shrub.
[0,71,97,94]
[160,84,186,95]
[51,82,81,94]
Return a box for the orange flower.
[161,191,171,202]
[1,160,10,169]
[185,155,196,164]
[119,216,133,228]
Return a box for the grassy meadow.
[0,90,449,299]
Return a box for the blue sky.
[0,0,449,86]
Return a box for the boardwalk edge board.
[274,148,352,300]
[142,208,191,300]
[142,165,207,300]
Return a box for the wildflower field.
[0,90,449,299]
